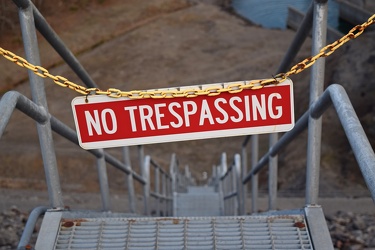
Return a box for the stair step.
[174,192,221,216]
[187,186,215,194]
[36,210,314,250]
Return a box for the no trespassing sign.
[72,79,294,149]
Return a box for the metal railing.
[241,84,375,211]
[170,153,194,193]
[216,0,375,215]
[142,155,173,216]
[215,153,243,216]
[0,0,193,217]
[217,83,375,215]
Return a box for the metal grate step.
[187,186,216,194]
[36,210,315,250]
[174,192,222,216]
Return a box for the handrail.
[243,84,375,203]
[243,112,309,182]
[142,155,174,216]
[17,206,49,249]
[236,1,374,214]
[169,153,194,193]
[49,115,146,183]
[240,2,314,213]
[6,0,156,213]
[0,91,146,210]
[0,87,188,214]
[216,153,243,215]
[12,0,99,89]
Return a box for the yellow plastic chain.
[0,14,374,99]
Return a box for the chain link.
[1,14,374,99]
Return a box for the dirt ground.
[0,0,375,214]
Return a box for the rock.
[0,207,38,250]
[327,211,375,249]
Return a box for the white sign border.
[72,79,294,150]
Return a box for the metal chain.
[1,14,374,99]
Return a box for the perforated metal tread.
[37,211,314,250]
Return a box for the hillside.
[0,0,374,198]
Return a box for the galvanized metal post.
[221,153,228,176]
[217,165,224,215]
[213,165,218,192]
[155,166,160,216]
[251,135,259,213]
[306,0,328,205]
[268,135,278,210]
[241,146,247,214]
[234,154,243,215]
[167,176,172,216]
[142,155,151,216]
[162,173,167,216]
[221,153,228,214]
[231,167,238,215]
[122,147,136,213]
[96,149,111,211]
[263,1,314,211]
[186,165,192,186]
[168,154,176,215]
[169,153,177,194]
[15,0,63,208]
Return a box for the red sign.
[72,80,294,149]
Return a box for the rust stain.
[294,221,306,228]
[61,218,88,227]
[155,218,184,224]
[62,221,74,228]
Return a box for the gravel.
[0,207,36,250]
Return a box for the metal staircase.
[173,186,222,216]
[0,1,374,249]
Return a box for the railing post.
[241,146,247,214]
[235,154,243,215]
[162,173,167,216]
[169,153,177,194]
[306,0,328,205]
[155,166,160,216]
[217,165,224,215]
[251,135,259,213]
[220,153,227,214]
[212,165,218,191]
[221,153,228,175]
[169,154,178,216]
[138,145,144,172]
[268,135,278,210]
[185,165,190,186]
[123,146,136,213]
[167,176,172,216]
[142,155,151,216]
[97,149,111,211]
[231,167,237,215]
[15,0,63,208]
